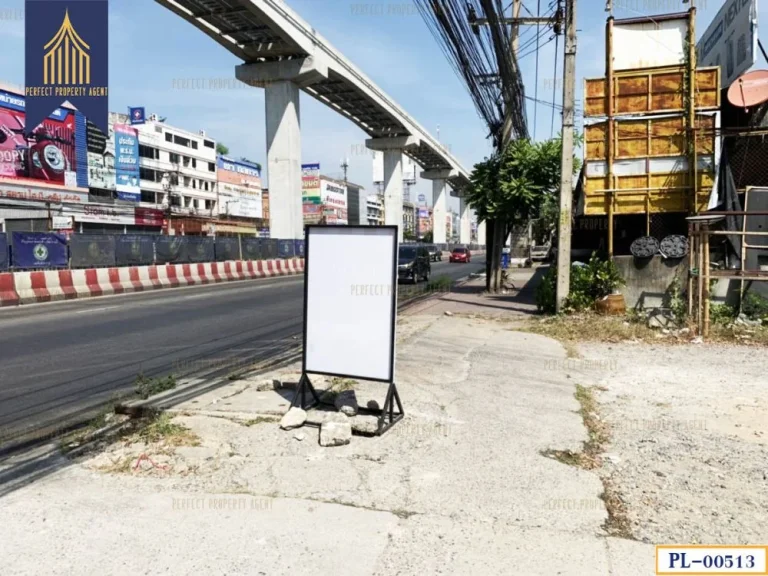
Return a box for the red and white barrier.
[0,258,304,307]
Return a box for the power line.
[533,0,542,141]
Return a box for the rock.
[293,431,306,442]
[334,390,359,416]
[679,327,691,335]
[319,421,352,447]
[604,453,621,464]
[444,311,453,317]
[691,337,704,344]
[279,407,307,430]
[254,379,275,391]
[350,415,380,435]
[367,400,380,411]
[305,410,349,427]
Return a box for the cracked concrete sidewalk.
[0,314,654,575]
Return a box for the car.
[449,247,471,263]
[426,245,442,262]
[398,245,431,283]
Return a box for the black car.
[398,245,431,284]
[426,245,442,262]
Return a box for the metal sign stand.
[290,224,404,436]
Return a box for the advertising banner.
[0,179,88,204]
[86,117,114,190]
[135,207,164,227]
[294,239,305,258]
[0,233,7,270]
[67,204,135,225]
[11,232,68,268]
[697,0,758,88]
[301,163,321,205]
[115,235,154,266]
[24,0,109,134]
[69,234,116,268]
[418,209,430,218]
[216,156,263,219]
[114,124,140,201]
[0,88,81,187]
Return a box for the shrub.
[743,292,768,321]
[535,253,625,314]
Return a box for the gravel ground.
[574,342,768,545]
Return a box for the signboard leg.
[377,382,404,435]
[291,373,321,410]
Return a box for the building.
[402,201,416,238]
[134,115,219,235]
[345,181,366,226]
[215,155,266,236]
[366,195,384,225]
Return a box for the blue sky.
[0,0,762,212]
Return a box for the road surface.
[0,255,485,452]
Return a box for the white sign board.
[304,226,397,382]
[614,18,687,70]
[697,0,758,88]
[372,151,417,184]
[52,215,73,230]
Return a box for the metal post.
[555,0,576,312]
[606,16,615,259]
[703,224,710,337]
[688,6,698,214]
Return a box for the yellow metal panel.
[584,66,720,117]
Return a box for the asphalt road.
[0,255,485,452]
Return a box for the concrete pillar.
[431,179,447,244]
[420,168,457,246]
[265,81,302,239]
[477,220,486,247]
[459,196,471,245]
[383,150,403,242]
[366,136,420,243]
[236,57,329,240]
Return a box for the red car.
[449,247,471,263]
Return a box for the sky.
[0,0,764,214]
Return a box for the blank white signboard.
[304,226,397,381]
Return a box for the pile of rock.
[279,389,376,447]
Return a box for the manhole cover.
[630,236,660,258]
[659,235,689,259]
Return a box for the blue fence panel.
[294,240,305,258]
[277,239,295,258]
[187,237,215,263]
[69,234,117,268]
[0,233,7,271]
[214,237,240,261]
[155,236,189,264]
[115,235,155,266]
[11,232,68,268]
[241,237,262,261]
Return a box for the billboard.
[613,16,688,71]
[302,163,322,223]
[0,88,82,188]
[216,156,263,219]
[85,118,114,190]
[114,124,140,201]
[697,0,758,88]
[321,179,348,225]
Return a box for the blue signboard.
[294,240,305,258]
[11,232,68,268]
[24,0,109,134]
[217,155,261,178]
[128,106,145,125]
[115,124,140,201]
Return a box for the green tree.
[403,229,416,242]
[216,142,229,156]
[466,136,579,292]
[421,231,433,243]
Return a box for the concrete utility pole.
[555,0,576,313]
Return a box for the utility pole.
[555,0,576,313]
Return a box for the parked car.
[427,245,442,262]
[398,245,431,283]
[449,247,471,263]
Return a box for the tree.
[422,231,433,243]
[466,137,580,293]
[216,142,229,156]
[403,229,416,242]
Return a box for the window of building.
[208,162,215,172]
[170,194,181,207]
[191,141,198,150]
[169,152,180,164]
[191,158,197,169]
[184,196,192,208]
[204,140,214,149]
[182,156,190,167]
[174,135,190,147]
[183,176,191,188]
[139,167,157,182]
[192,180,197,189]
[155,125,163,134]
[140,190,156,203]
[204,181,209,192]
[139,145,159,159]
[165,132,173,142]
[205,200,213,210]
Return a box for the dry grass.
[523,313,658,344]
[541,384,633,539]
[134,413,200,447]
